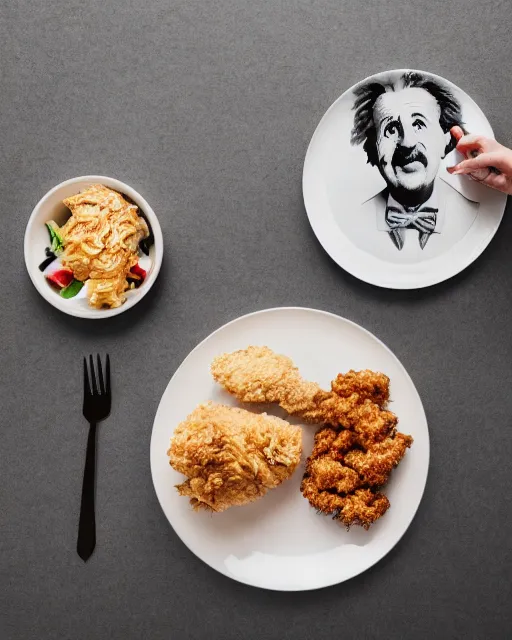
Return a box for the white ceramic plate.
[150,307,429,590]
[303,69,507,289]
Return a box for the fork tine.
[83,357,91,398]
[105,354,111,396]
[97,354,105,395]
[89,354,98,395]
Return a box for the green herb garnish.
[45,221,64,255]
[60,279,84,299]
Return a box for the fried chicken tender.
[301,423,413,528]
[348,400,398,448]
[300,477,390,529]
[310,427,358,459]
[331,370,390,406]
[336,489,391,529]
[167,402,302,512]
[301,475,348,513]
[306,457,361,493]
[306,427,412,493]
[344,432,413,487]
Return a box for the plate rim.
[150,306,430,590]
[302,68,506,290]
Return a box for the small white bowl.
[24,176,163,319]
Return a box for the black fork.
[77,355,111,562]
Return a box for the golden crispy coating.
[211,346,296,403]
[211,346,346,423]
[301,475,348,512]
[168,402,302,512]
[344,432,413,486]
[331,370,390,406]
[302,424,412,528]
[307,457,360,493]
[299,477,390,529]
[336,489,390,529]
[349,400,398,448]
[310,427,358,459]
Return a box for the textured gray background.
[1,1,512,638]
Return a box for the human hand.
[447,126,512,195]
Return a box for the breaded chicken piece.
[211,347,397,442]
[337,489,391,529]
[211,346,352,425]
[310,427,358,459]
[306,457,361,493]
[300,476,390,529]
[301,424,412,528]
[331,370,390,406]
[344,432,413,486]
[167,402,302,512]
[349,400,398,448]
[301,475,348,513]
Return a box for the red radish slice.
[46,269,74,288]
[130,263,147,281]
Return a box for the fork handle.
[77,422,97,562]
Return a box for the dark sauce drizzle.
[38,248,56,271]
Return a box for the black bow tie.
[385,204,438,250]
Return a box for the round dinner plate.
[303,69,507,289]
[150,307,429,590]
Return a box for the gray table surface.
[2,1,512,638]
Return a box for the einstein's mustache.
[391,146,428,169]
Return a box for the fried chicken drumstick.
[211,346,396,446]
[168,402,302,512]
[212,346,413,528]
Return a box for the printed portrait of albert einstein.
[350,72,479,258]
